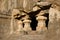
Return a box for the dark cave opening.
[45,13,49,29]
[28,10,40,30]
[30,16,38,30]
[42,13,49,29]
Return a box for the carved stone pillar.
[17,20,23,32]
[36,16,47,32]
[23,19,32,32]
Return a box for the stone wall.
[0,16,11,40]
[0,0,60,40]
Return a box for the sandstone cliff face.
[0,0,60,40]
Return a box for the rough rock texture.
[0,0,60,40]
[0,17,11,40]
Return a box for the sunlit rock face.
[0,0,60,40]
[0,18,11,40]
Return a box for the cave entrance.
[30,16,38,30]
[28,10,40,31]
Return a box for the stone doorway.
[28,10,40,31]
[30,16,38,30]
